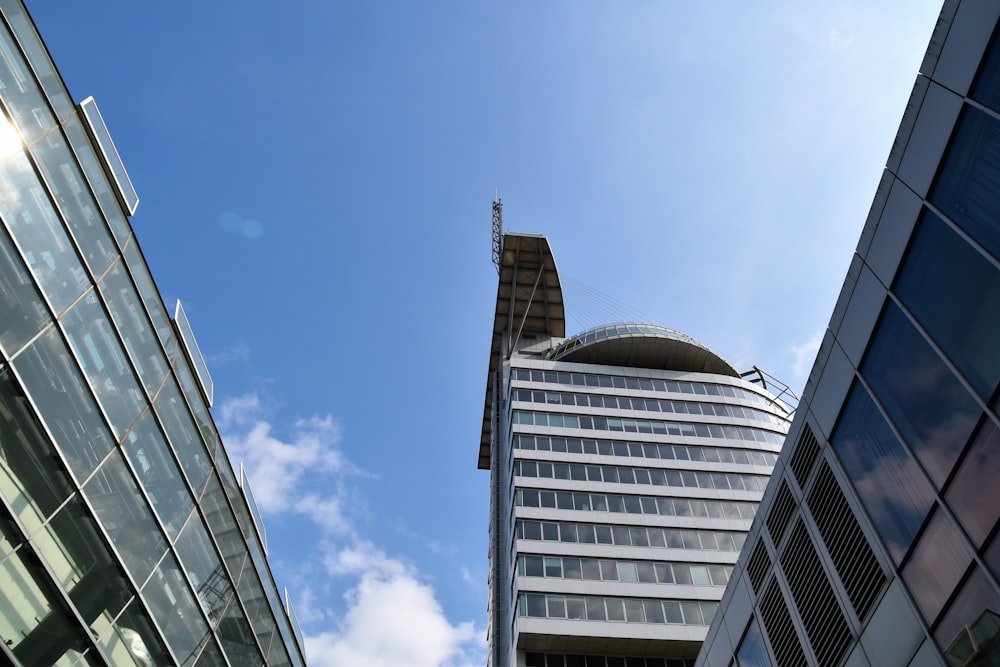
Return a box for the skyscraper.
[696,1,1000,666]
[481,233,793,667]
[0,2,305,665]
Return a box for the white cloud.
[216,396,484,667]
[306,542,483,667]
[205,341,251,365]
[218,394,345,514]
[791,331,824,381]
[827,25,854,51]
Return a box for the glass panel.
[61,290,145,437]
[863,303,980,487]
[84,450,167,585]
[895,212,1000,400]
[902,507,974,625]
[142,552,211,664]
[155,376,211,495]
[62,115,131,246]
[0,221,50,354]
[0,543,93,665]
[99,258,168,395]
[832,382,936,563]
[945,417,1000,547]
[97,597,173,666]
[79,98,138,215]
[13,326,115,481]
[930,107,1000,261]
[122,411,193,539]
[123,241,175,359]
[0,24,55,143]
[934,566,1000,665]
[0,151,88,313]
[237,561,276,658]
[200,474,248,585]
[176,517,235,627]
[30,126,115,276]
[0,366,73,532]
[217,596,264,666]
[32,494,133,639]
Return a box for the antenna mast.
[491,194,503,275]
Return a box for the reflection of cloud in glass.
[902,508,972,624]
[935,566,1000,660]
[946,418,1000,547]
[864,304,980,487]
[833,384,935,563]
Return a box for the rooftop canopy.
[480,233,565,469]
[548,323,738,377]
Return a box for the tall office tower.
[0,2,305,665]
[480,233,793,667]
[695,1,1000,666]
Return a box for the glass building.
[480,234,793,667]
[695,1,1000,666]
[0,2,306,665]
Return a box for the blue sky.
[32,2,941,665]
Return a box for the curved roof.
[547,323,738,376]
[479,233,565,469]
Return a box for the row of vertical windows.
[510,388,787,426]
[517,554,732,587]
[514,459,770,492]
[525,653,692,667]
[516,487,758,520]
[512,410,785,445]
[514,434,778,466]
[511,367,779,409]
[516,519,747,552]
[519,592,718,626]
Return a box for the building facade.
[0,2,305,665]
[481,234,792,667]
[696,1,1000,666]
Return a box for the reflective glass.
[0,366,73,532]
[142,551,211,665]
[863,303,979,487]
[63,115,131,246]
[896,212,1000,400]
[0,151,88,313]
[945,417,1000,547]
[0,24,56,143]
[902,506,974,625]
[0,543,91,665]
[0,222,49,354]
[84,450,167,585]
[155,376,211,495]
[98,597,173,667]
[934,566,1000,664]
[931,107,1000,261]
[13,326,114,481]
[61,290,145,437]
[200,474,248,584]
[30,127,115,276]
[737,619,772,667]
[123,240,175,358]
[122,411,194,539]
[33,494,134,639]
[832,382,935,563]
[217,596,264,666]
[99,258,168,395]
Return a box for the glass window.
[0,367,74,532]
[902,506,974,625]
[644,600,665,623]
[832,382,936,563]
[636,562,656,583]
[617,562,638,582]
[605,598,625,622]
[945,416,1000,547]
[61,290,145,437]
[84,450,167,585]
[934,566,1000,662]
[176,517,235,626]
[97,597,173,666]
[564,558,582,579]
[155,376,212,495]
[898,213,1000,398]
[930,106,1000,261]
[13,326,114,481]
[581,559,601,580]
[547,596,566,618]
[586,598,606,621]
[0,222,50,354]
